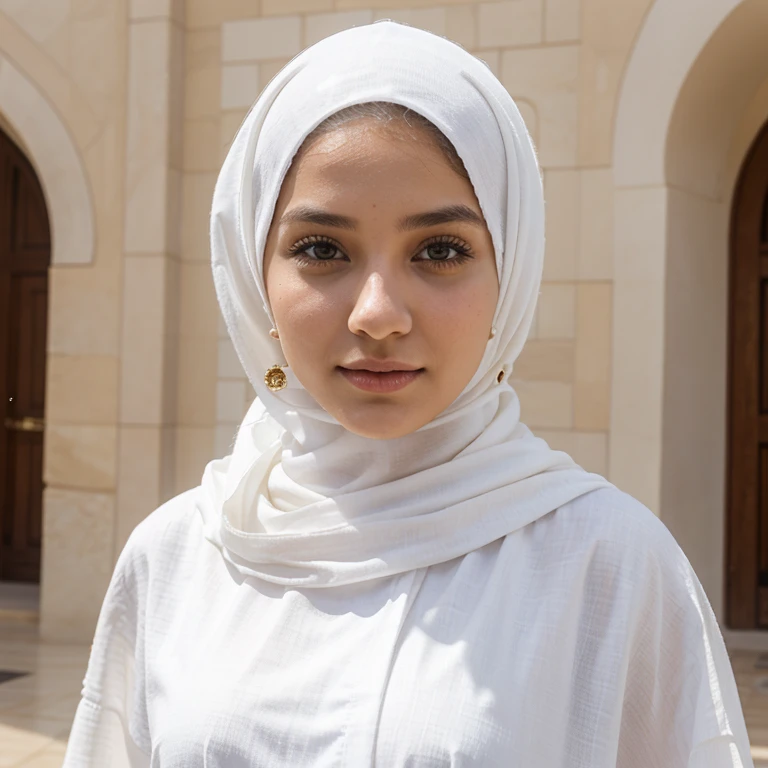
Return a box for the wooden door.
[0,130,50,583]
[727,118,768,629]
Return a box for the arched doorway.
[612,0,768,645]
[0,127,50,583]
[727,119,768,629]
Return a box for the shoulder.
[114,486,207,587]
[537,486,682,565]
[525,486,693,606]
[522,487,721,660]
[129,486,204,547]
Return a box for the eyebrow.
[279,206,357,230]
[397,205,486,231]
[278,204,485,231]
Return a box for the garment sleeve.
[616,529,754,768]
[63,523,151,767]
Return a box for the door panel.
[0,131,50,583]
[728,118,768,629]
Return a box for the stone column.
[116,0,185,557]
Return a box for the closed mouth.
[336,366,425,393]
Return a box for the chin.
[339,419,419,441]
[334,406,429,441]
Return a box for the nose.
[348,270,412,340]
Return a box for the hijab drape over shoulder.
[202,20,611,587]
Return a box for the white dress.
[63,486,753,767]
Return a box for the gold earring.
[269,328,279,340]
[265,364,288,392]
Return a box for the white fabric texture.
[64,488,753,767]
[64,20,754,768]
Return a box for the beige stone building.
[0,0,766,650]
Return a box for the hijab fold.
[201,21,611,587]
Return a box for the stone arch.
[0,54,94,265]
[612,0,768,638]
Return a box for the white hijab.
[201,21,612,587]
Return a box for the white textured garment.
[64,486,752,767]
[64,20,753,767]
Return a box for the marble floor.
[0,585,38,622]
[0,622,87,767]
[0,620,767,766]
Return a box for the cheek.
[267,269,347,357]
[418,276,498,358]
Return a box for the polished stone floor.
[0,622,85,767]
[0,620,766,766]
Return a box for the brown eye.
[413,237,473,266]
[288,235,347,266]
[426,243,453,260]
[308,243,338,260]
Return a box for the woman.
[63,21,753,767]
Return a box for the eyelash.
[286,234,475,268]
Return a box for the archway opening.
[612,0,768,642]
[659,0,768,628]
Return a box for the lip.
[337,361,424,393]
[341,358,421,373]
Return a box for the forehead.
[279,120,478,208]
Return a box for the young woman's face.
[264,119,499,440]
